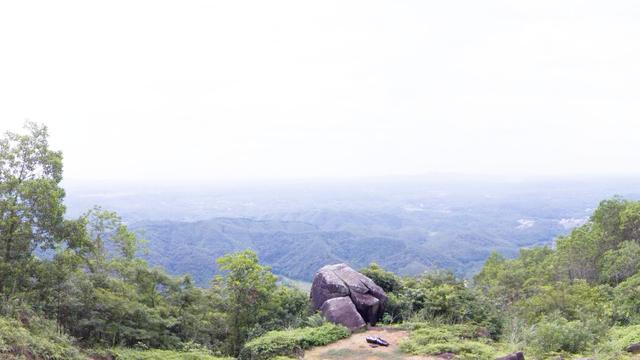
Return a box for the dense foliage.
[473,197,640,358]
[356,198,640,359]
[0,124,312,359]
[361,264,502,338]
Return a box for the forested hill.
[134,214,560,285]
[135,217,419,284]
[64,176,640,285]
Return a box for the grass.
[0,315,233,360]
[398,323,503,360]
[107,348,233,360]
[239,323,350,360]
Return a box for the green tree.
[0,122,65,301]
[213,250,277,355]
[600,240,640,285]
[612,272,640,324]
[556,226,600,283]
[620,202,640,242]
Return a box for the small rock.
[437,353,456,360]
[495,352,525,360]
[627,343,640,353]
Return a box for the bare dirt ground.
[304,327,439,360]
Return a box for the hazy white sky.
[1,1,639,182]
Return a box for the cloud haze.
[1,0,639,181]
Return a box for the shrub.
[397,271,503,337]
[0,315,85,360]
[359,263,402,293]
[303,313,326,328]
[239,323,349,360]
[525,314,608,357]
[593,325,640,360]
[108,348,233,360]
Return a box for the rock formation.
[310,264,387,330]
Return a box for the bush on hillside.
[239,323,349,360]
[360,263,403,293]
[591,325,640,360]
[0,315,85,360]
[525,314,608,357]
[392,271,503,338]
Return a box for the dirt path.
[304,327,438,360]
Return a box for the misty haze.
[2,1,640,359]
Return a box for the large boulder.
[310,264,387,330]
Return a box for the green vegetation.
[472,196,640,358]
[357,196,640,358]
[107,348,233,360]
[398,324,500,360]
[5,122,640,359]
[0,123,311,359]
[239,323,349,359]
[365,265,502,338]
[0,314,84,360]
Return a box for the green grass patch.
[108,348,233,360]
[398,323,500,360]
[239,323,350,360]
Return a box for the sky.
[1,1,639,182]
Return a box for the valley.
[64,177,640,284]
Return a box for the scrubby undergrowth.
[0,315,85,360]
[398,323,503,360]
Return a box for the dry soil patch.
[304,327,438,360]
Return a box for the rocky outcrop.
[310,264,387,330]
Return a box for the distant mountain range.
[133,208,570,285]
[64,176,640,285]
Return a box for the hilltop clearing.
[304,328,435,360]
